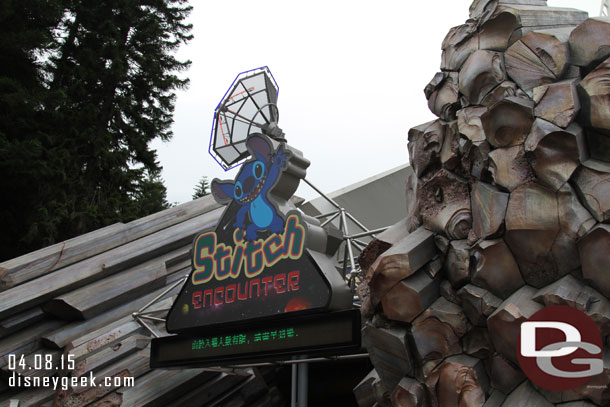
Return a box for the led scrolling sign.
[153,308,360,368]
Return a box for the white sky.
[152,0,602,204]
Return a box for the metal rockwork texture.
[356,1,610,406]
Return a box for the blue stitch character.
[211,134,291,241]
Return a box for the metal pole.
[341,210,357,275]
[297,362,308,407]
[314,210,341,219]
[134,316,161,338]
[137,276,186,313]
[136,315,166,322]
[345,227,389,240]
[303,178,342,211]
[341,243,349,278]
[202,367,253,376]
[303,178,373,235]
[338,209,347,277]
[346,212,374,235]
[291,364,298,407]
[351,239,369,249]
[320,211,341,228]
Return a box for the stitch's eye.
[234,181,243,199]
[253,161,265,180]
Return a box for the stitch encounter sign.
[155,68,358,368]
[166,205,333,330]
[165,134,345,332]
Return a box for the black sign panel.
[166,201,332,331]
[152,309,361,368]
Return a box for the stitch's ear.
[247,134,273,162]
[211,179,234,204]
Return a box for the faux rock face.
[356,2,610,406]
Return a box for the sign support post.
[291,357,308,407]
[291,364,297,406]
[298,361,309,407]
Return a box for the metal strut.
[303,177,388,291]
[132,275,187,338]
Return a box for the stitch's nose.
[243,176,255,194]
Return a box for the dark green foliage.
[192,176,209,200]
[0,0,192,261]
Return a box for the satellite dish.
[209,66,285,170]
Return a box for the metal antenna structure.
[602,0,609,16]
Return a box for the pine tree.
[132,169,172,217]
[192,176,210,199]
[0,0,192,261]
[48,0,192,234]
[0,0,69,260]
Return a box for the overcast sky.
[151,0,602,204]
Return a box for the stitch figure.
[211,134,291,241]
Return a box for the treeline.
[0,0,192,261]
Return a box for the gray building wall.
[300,164,411,233]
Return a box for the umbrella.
[209,66,282,170]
